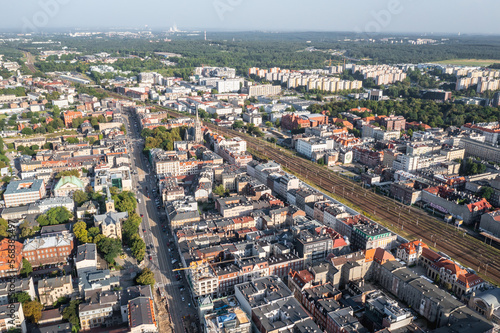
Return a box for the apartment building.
[460,137,500,163]
[351,220,396,251]
[252,297,310,333]
[75,243,98,275]
[128,297,158,333]
[79,294,117,331]
[0,303,26,333]
[216,196,253,218]
[0,278,36,305]
[204,307,251,333]
[380,115,406,131]
[296,138,333,160]
[37,276,74,306]
[246,84,281,97]
[3,179,45,208]
[0,238,23,277]
[235,275,293,315]
[22,233,74,267]
[299,283,342,330]
[79,269,120,298]
[63,111,84,127]
[326,307,364,333]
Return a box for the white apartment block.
[3,179,45,208]
[296,138,333,160]
[216,78,243,93]
[247,84,281,97]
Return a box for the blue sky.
[4,0,499,35]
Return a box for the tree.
[435,274,440,284]
[37,207,73,226]
[97,237,122,264]
[443,282,453,291]
[52,105,60,119]
[23,300,43,323]
[480,186,495,200]
[21,128,34,135]
[88,227,101,240]
[93,233,105,245]
[20,259,32,277]
[65,137,79,144]
[73,190,89,206]
[265,121,273,127]
[136,268,155,286]
[56,169,80,178]
[19,221,35,238]
[122,213,142,243]
[0,218,7,238]
[114,191,137,215]
[73,221,89,243]
[10,291,31,304]
[232,120,244,129]
[213,184,227,197]
[130,234,146,262]
[62,299,81,332]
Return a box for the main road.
[122,111,198,332]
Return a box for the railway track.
[110,92,500,285]
[205,124,500,285]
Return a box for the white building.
[393,154,419,172]
[0,303,26,333]
[216,78,243,93]
[296,138,333,160]
[75,243,97,275]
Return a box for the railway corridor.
[207,124,500,286]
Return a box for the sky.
[3,0,499,35]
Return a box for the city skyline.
[2,0,500,35]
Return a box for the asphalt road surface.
[123,111,199,332]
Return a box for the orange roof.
[290,269,314,289]
[233,216,254,224]
[433,259,467,276]
[421,247,442,263]
[350,107,371,113]
[467,198,492,213]
[365,248,395,264]
[0,239,23,272]
[457,273,484,288]
[399,240,428,255]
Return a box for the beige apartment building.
[38,276,73,306]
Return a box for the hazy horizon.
[2,0,499,35]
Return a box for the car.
[143,228,146,232]
[149,255,152,260]
[140,214,144,217]
[181,297,185,302]
[188,303,191,307]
